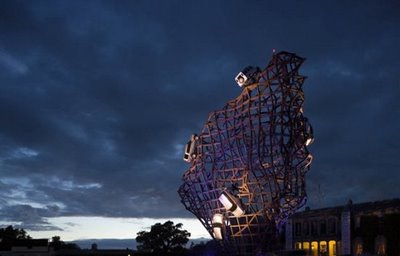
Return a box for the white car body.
[218,191,244,217]
[212,213,224,240]
[183,134,199,163]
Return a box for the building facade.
[285,199,400,256]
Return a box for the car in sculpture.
[183,134,199,163]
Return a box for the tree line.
[135,220,221,256]
[0,222,221,255]
[0,225,79,251]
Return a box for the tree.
[136,220,190,256]
[0,226,79,251]
[91,243,98,250]
[0,226,30,240]
[49,236,80,250]
[0,226,31,250]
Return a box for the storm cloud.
[0,0,399,232]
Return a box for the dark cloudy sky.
[0,0,399,246]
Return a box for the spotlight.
[305,137,314,146]
[304,119,314,146]
[218,191,244,217]
[212,213,224,240]
[235,72,248,87]
[235,66,261,87]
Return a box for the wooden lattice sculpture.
[178,51,313,255]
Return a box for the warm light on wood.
[178,51,313,255]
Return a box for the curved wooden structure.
[178,51,313,255]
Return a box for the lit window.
[356,244,363,255]
[353,237,363,256]
[377,243,386,255]
[328,240,336,256]
[311,241,318,256]
[375,235,386,255]
[320,241,327,256]
[295,242,302,250]
[303,242,310,253]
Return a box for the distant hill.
[71,239,135,250]
[71,237,211,250]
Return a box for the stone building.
[285,199,400,256]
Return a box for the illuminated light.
[311,241,318,256]
[320,241,327,255]
[212,214,224,240]
[219,192,234,210]
[328,240,336,256]
[218,191,244,217]
[304,120,314,146]
[235,72,248,87]
[235,66,261,87]
[179,52,313,254]
[305,137,314,146]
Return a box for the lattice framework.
[178,51,313,255]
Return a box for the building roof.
[290,198,400,219]
[351,198,400,215]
